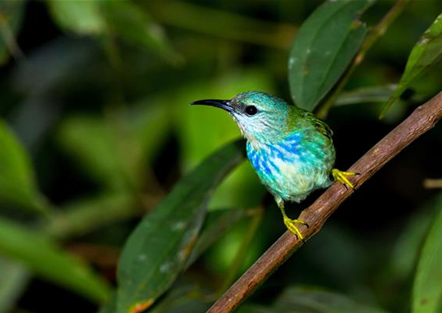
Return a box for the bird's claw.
[283,217,309,241]
[332,169,357,189]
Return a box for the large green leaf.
[413,199,442,313]
[99,209,249,313]
[240,286,389,313]
[288,0,373,111]
[115,140,245,313]
[0,217,111,303]
[381,11,442,117]
[0,257,29,313]
[0,120,48,214]
[0,0,25,65]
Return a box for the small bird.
[191,91,355,239]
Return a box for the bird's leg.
[276,198,308,240]
[332,168,357,189]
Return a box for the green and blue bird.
[191,91,355,239]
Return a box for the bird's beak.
[190,99,233,113]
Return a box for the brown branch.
[207,91,442,313]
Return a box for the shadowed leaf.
[0,218,111,303]
[0,0,25,64]
[47,0,178,62]
[185,208,250,268]
[57,116,142,191]
[288,0,373,111]
[115,140,245,313]
[99,1,179,62]
[240,286,389,313]
[381,11,442,117]
[0,120,48,214]
[413,194,442,313]
[336,85,396,106]
[0,257,29,313]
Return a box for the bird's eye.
[245,105,258,116]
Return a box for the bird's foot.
[332,168,357,189]
[283,216,309,240]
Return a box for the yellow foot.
[283,216,308,240]
[332,168,357,189]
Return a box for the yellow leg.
[332,168,357,189]
[277,201,308,240]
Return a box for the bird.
[190,91,355,239]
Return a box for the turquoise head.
[191,91,294,145]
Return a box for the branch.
[208,91,442,313]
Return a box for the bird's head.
[191,91,293,145]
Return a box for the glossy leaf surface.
[116,140,245,313]
[288,0,372,111]
[381,11,442,117]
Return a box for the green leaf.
[0,217,111,303]
[381,11,442,117]
[99,1,179,62]
[45,193,137,240]
[0,257,29,313]
[47,0,178,62]
[116,140,245,313]
[336,85,396,106]
[389,196,438,281]
[240,286,389,313]
[185,208,250,268]
[149,282,211,313]
[413,199,442,313]
[47,0,107,35]
[0,120,48,214]
[0,0,25,65]
[57,115,142,191]
[288,0,372,111]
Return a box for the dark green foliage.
[1,1,442,313]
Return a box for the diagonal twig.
[208,90,442,313]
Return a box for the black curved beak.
[190,99,233,112]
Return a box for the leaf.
[116,140,245,313]
[45,193,137,240]
[99,1,179,62]
[336,85,396,106]
[0,120,48,214]
[288,0,373,111]
[149,282,212,313]
[57,115,142,192]
[413,200,442,313]
[240,286,389,313]
[0,0,25,65]
[47,0,107,35]
[389,196,438,281]
[381,11,442,117]
[0,257,29,313]
[0,217,111,303]
[185,208,250,268]
[47,0,178,62]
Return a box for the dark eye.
[245,105,258,116]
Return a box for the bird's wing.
[301,111,333,140]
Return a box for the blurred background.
[1,0,442,312]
